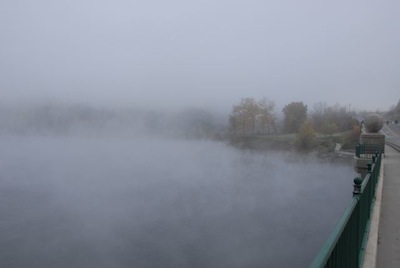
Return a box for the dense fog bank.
[0,104,227,140]
[0,136,356,267]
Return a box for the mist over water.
[1,1,394,265]
[0,136,355,267]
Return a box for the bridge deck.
[376,145,400,267]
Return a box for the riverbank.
[229,133,356,164]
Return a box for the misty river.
[0,136,356,268]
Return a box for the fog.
[0,135,356,267]
[1,0,399,112]
[2,1,375,266]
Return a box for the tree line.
[229,98,360,151]
[387,99,400,123]
[229,98,277,137]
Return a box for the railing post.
[355,144,360,157]
[367,163,372,173]
[353,177,362,195]
[353,177,363,267]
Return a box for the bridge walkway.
[375,145,400,267]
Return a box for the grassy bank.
[230,131,357,155]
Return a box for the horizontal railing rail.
[355,143,383,158]
[310,145,382,268]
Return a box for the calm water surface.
[0,136,355,267]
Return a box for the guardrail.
[310,146,382,268]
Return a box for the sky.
[1,0,399,113]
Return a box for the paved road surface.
[381,124,400,150]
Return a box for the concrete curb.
[362,159,384,268]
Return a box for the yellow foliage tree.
[295,120,316,151]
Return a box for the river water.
[0,136,356,267]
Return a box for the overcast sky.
[1,0,399,112]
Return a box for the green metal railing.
[355,143,384,158]
[310,147,382,268]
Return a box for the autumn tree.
[295,120,317,152]
[310,102,327,131]
[257,98,276,135]
[229,97,276,137]
[230,98,260,137]
[310,102,358,134]
[282,101,308,133]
